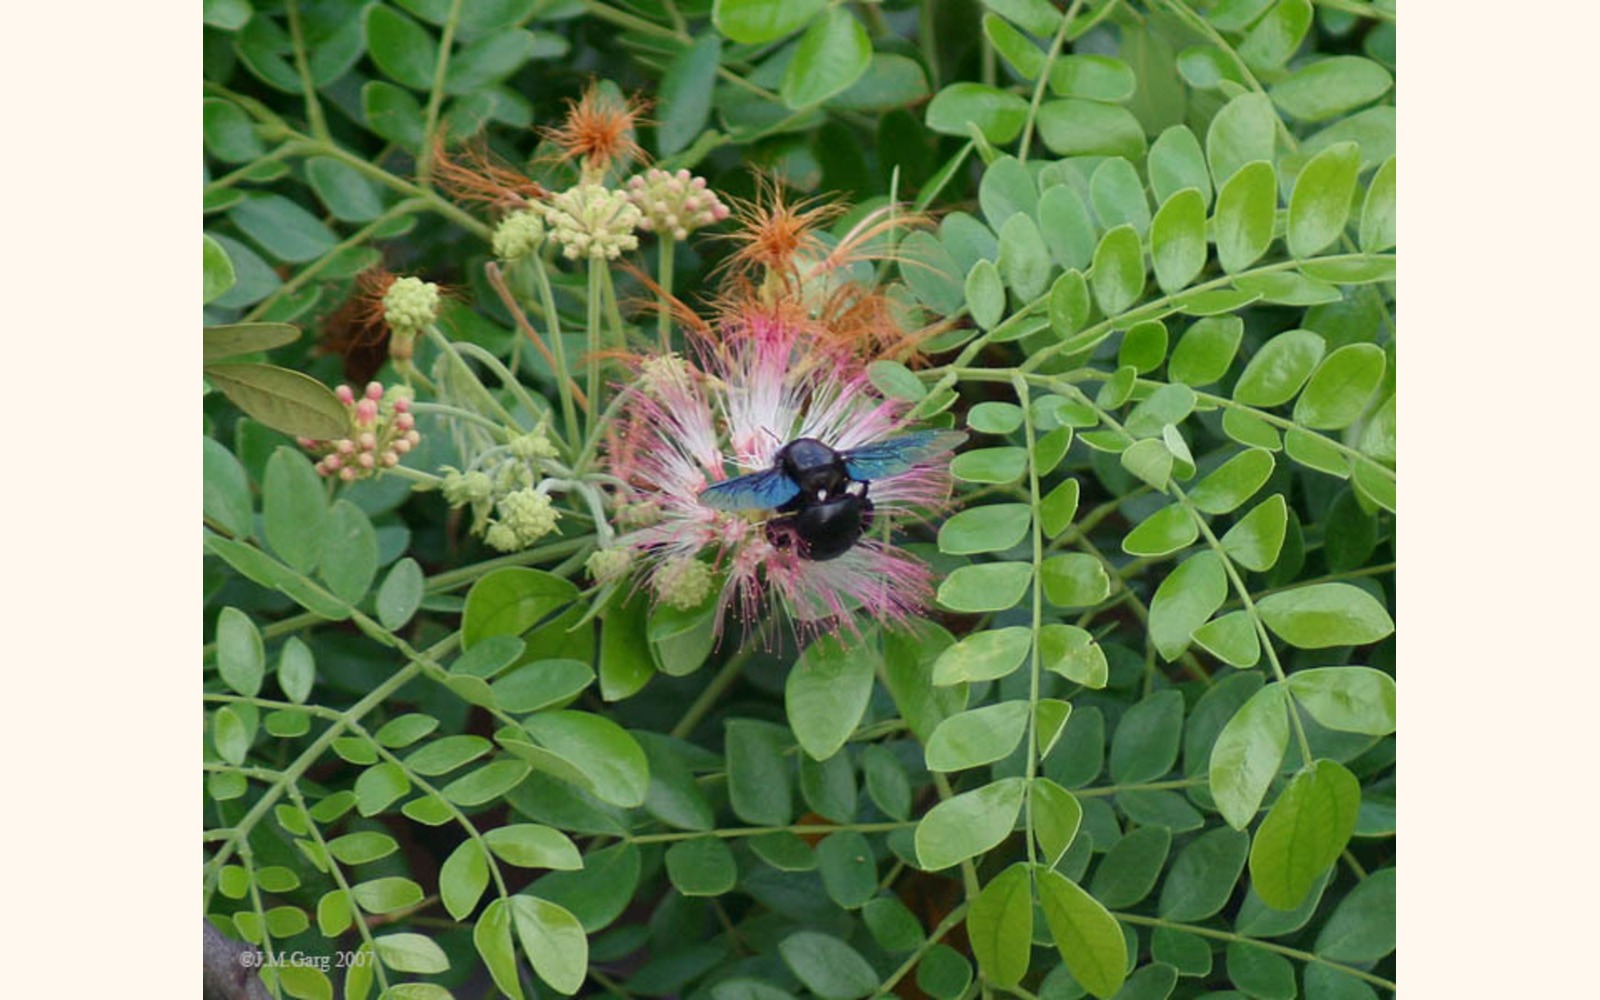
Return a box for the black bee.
[698,430,965,561]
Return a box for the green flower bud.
[509,430,558,461]
[586,547,633,585]
[383,276,441,333]
[485,523,521,552]
[499,488,560,544]
[462,471,494,504]
[654,556,712,611]
[616,500,662,530]
[491,208,547,261]
[544,184,642,261]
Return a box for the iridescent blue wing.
[842,429,968,481]
[698,468,801,511]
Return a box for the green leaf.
[531,841,640,931]
[374,933,449,974]
[445,30,538,94]
[726,719,792,825]
[1149,126,1212,208]
[863,896,923,952]
[1212,160,1278,273]
[1250,760,1361,909]
[938,562,1033,613]
[665,836,738,896]
[1110,690,1185,783]
[229,194,338,263]
[1090,826,1171,907]
[1221,494,1288,572]
[1089,224,1145,316]
[492,658,593,713]
[983,0,1064,36]
[714,0,825,44]
[306,157,386,223]
[1286,666,1395,736]
[967,863,1033,988]
[867,360,927,404]
[1168,316,1242,387]
[926,700,1030,772]
[779,932,878,1000]
[1284,426,1351,477]
[320,501,379,604]
[1234,329,1326,406]
[203,322,299,364]
[405,735,492,775]
[965,259,1006,330]
[979,156,1038,230]
[1293,344,1386,430]
[1149,552,1227,661]
[212,706,251,765]
[829,52,930,111]
[439,838,490,920]
[520,711,649,807]
[862,745,912,821]
[781,8,871,109]
[1050,55,1136,102]
[1040,187,1097,272]
[1360,156,1397,252]
[203,235,237,304]
[1118,320,1168,375]
[1288,141,1361,258]
[462,568,576,647]
[1037,100,1147,159]
[932,626,1032,684]
[1238,0,1313,73]
[998,214,1053,301]
[205,364,349,440]
[1158,826,1250,920]
[1122,504,1197,558]
[278,637,315,704]
[1206,93,1276,186]
[884,623,966,741]
[1090,158,1150,236]
[1039,624,1108,688]
[511,895,587,995]
[914,777,1025,870]
[351,876,424,914]
[1315,867,1396,961]
[365,3,437,90]
[1225,943,1295,999]
[215,607,265,697]
[1189,449,1273,515]
[375,557,425,631]
[1036,868,1128,999]
[939,504,1030,555]
[985,14,1046,79]
[1040,478,1080,538]
[1210,683,1290,829]
[1193,610,1262,668]
[655,34,721,155]
[1150,189,1206,294]
[788,632,878,760]
[815,830,877,908]
[1270,56,1393,123]
[926,83,1030,144]
[443,759,532,806]
[474,901,525,1000]
[361,80,425,150]
[1031,778,1082,868]
[262,448,328,574]
[354,762,409,815]
[1040,553,1111,608]
[1257,583,1394,648]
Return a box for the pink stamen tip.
[393,397,411,413]
[356,400,378,424]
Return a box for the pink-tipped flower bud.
[336,439,355,455]
[393,438,413,455]
[324,454,343,471]
[355,399,378,425]
[365,381,384,401]
[381,451,399,467]
[358,432,377,451]
[392,396,411,414]
[296,436,316,448]
[335,385,355,405]
[339,466,357,482]
[394,413,415,431]
[358,453,375,469]
[406,430,422,445]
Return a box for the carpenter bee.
[698,430,965,561]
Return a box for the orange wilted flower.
[428,133,547,215]
[542,84,647,180]
[720,177,843,287]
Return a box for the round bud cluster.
[299,382,422,481]
[586,547,633,585]
[487,488,560,551]
[654,556,713,610]
[382,276,441,333]
[615,499,662,530]
[638,352,693,396]
[491,208,547,261]
[543,184,642,261]
[509,429,559,461]
[626,169,730,241]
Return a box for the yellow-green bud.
[492,208,547,261]
[586,547,633,585]
[509,430,558,461]
[499,488,559,544]
[544,184,642,261]
[462,471,494,504]
[616,500,662,530]
[383,276,440,332]
[654,556,712,610]
[485,523,521,552]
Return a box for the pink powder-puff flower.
[607,305,962,638]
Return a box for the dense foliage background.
[203,1,1396,998]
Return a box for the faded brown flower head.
[429,134,547,215]
[543,85,647,180]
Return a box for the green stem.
[418,0,466,183]
[1017,0,1083,163]
[585,259,604,442]
[668,648,753,739]
[1015,375,1043,870]
[527,255,584,444]
[656,239,675,353]
[421,323,523,430]
[1112,912,1397,992]
[283,0,328,141]
[878,903,970,995]
[283,783,391,994]
[625,821,914,845]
